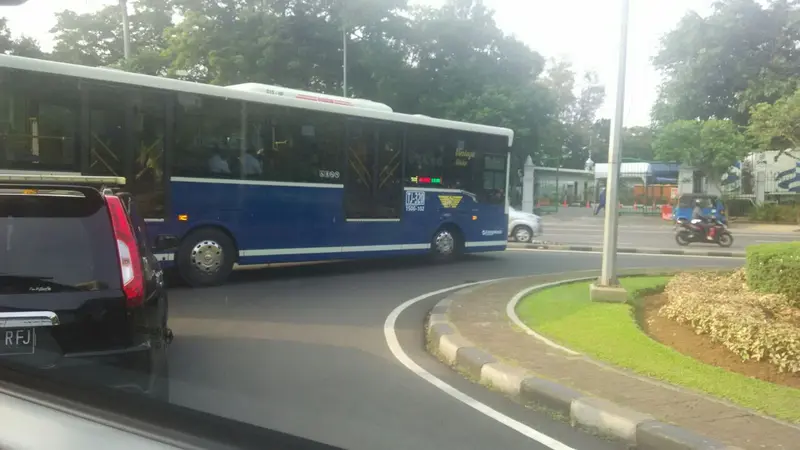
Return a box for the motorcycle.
[674,216,734,247]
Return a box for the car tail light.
[105,195,144,308]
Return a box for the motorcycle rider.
[690,199,714,240]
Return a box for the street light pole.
[593,0,630,297]
[120,0,131,61]
[558,145,565,206]
[342,27,348,97]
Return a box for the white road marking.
[540,223,797,237]
[384,281,577,450]
[534,237,638,246]
[507,248,746,259]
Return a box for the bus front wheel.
[177,228,236,287]
[430,226,462,262]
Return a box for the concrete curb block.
[426,293,743,450]
[508,242,746,258]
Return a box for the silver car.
[507,207,542,242]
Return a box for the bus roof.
[226,83,395,113]
[0,55,514,146]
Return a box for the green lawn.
[516,276,800,423]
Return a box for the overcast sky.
[1,0,714,126]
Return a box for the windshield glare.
[0,2,791,450]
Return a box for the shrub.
[661,270,800,373]
[746,242,800,307]
[748,203,800,224]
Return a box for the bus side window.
[248,105,343,185]
[0,69,80,172]
[85,84,128,178]
[405,126,445,187]
[173,95,241,179]
[447,133,507,204]
[129,90,167,219]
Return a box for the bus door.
[342,119,404,245]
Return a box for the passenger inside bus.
[208,147,232,175]
[241,148,263,177]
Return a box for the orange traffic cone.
[562,199,567,207]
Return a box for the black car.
[0,174,171,400]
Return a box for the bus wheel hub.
[191,240,223,273]
[435,231,454,255]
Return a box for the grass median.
[516,276,800,422]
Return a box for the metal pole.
[120,0,131,60]
[558,146,565,206]
[342,28,348,97]
[599,0,630,286]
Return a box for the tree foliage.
[748,88,800,158]
[652,0,800,126]
[50,0,174,74]
[0,18,43,57]
[538,59,606,168]
[652,120,749,181]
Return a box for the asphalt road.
[538,215,798,250]
[166,250,743,450]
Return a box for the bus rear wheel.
[177,228,236,287]
[430,226,462,262]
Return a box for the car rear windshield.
[0,190,121,292]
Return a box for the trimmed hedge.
[662,270,800,373]
[746,242,800,307]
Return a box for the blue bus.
[0,55,513,286]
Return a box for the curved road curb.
[508,242,746,258]
[426,282,744,450]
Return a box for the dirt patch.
[638,292,800,389]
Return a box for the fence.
[596,170,677,208]
[720,167,800,217]
[533,179,594,208]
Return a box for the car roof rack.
[0,174,126,186]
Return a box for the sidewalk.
[728,222,800,233]
[429,270,800,450]
[538,208,800,233]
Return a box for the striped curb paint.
[426,284,744,450]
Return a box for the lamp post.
[590,0,630,302]
[342,27,348,97]
[120,0,131,60]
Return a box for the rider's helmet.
[695,199,702,206]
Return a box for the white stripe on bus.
[169,176,480,196]
[465,240,507,247]
[153,241,506,262]
[240,243,431,257]
[170,176,343,189]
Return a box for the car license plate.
[0,328,35,356]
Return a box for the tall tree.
[748,88,800,159]
[653,119,749,183]
[652,0,800,126]
[0,17,44,57]
[622,126,654,161]
[50,0,174,74]
[539,60,605,168]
